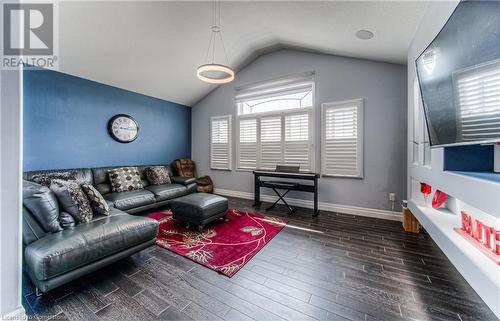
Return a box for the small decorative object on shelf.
[420,182,432,203]
[402,202,420,234]
[454,211,500,265]
[431,190,448,209]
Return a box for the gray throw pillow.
[108,167,144,192]
[50,179,93,223]
[81,184,110,216]
[23,180,62,233]
[144,166,171,185]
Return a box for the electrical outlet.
[389,193,396,201]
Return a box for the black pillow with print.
[144,166,171,185]
[81,184,111,216]
[31,171,80,187]
[108,167,144,193]
[50,179,93,223]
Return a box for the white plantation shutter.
[260,116,282,169]
[322,99,364,177]
[284,112,311,170]
[454,60,500,142]
[210,115,231,170]
[238,118,257,169]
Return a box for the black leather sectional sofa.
[22,164,196,294]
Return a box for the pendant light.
[197,0,234,84]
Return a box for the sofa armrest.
[171,176,196,186]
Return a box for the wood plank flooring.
[23,197,498,321]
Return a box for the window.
[235,73,314,171]
[321,99,364,178]
[210,115,231,170]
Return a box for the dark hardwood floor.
[23,197,497,321]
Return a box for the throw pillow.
[31,170,80,187]
[108,167,144,193]
[81,184,110,216]
[23,180,63,233]
[144,166,171,185]
[50,179,93,223]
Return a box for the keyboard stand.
[253,171,320,217]
[265,182,299,214]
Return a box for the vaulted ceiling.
[58,1,428,106]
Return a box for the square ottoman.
[171,193,228,230]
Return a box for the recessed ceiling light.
[356,30,374,40]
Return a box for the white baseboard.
[214,188,402,221]
[2,306,26,320]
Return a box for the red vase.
[432,190,448,209]
[420,183,432,202]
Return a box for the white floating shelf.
[409,200,500,319]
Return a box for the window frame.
[210,115,232,171]
[234,75,315,172]
[321,98,364,178]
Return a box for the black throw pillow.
[23,180,62,233]
[50,179,93,223]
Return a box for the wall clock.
[108,114,139,143]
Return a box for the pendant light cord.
[203,0,230,65]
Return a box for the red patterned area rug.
[147,208,287,277]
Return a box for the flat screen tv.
[416,0,500,148]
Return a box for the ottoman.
[171,193,228,230]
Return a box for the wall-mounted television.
[416,0,500,148]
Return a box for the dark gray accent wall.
[192,49,407,212]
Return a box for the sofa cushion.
[50,179,93,223]
[24,212,158,281]
[145,184,187,201]
[81,184,110,216]
[103,189,155,210]
[23,181,62,233]
[59,211,76,229]
[144,166,171,185]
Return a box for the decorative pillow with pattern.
[31,171,80,187]
[108,167,144,193]
[50,179,93,223]
[81,184,110,216]
[144,166,171,185]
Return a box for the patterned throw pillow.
[81,184,110,216]
[31,171,80,187]
[108,167,144,193]
[50,179,93,223]
[144,166,171,185]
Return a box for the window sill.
[322,174,364,179]
[210,168,232,171]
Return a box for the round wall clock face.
[108,114,139,143]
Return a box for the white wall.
[0,69,24,317]
[407,1,500,319]
[0,0,24,316]
[192,49,407,216]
